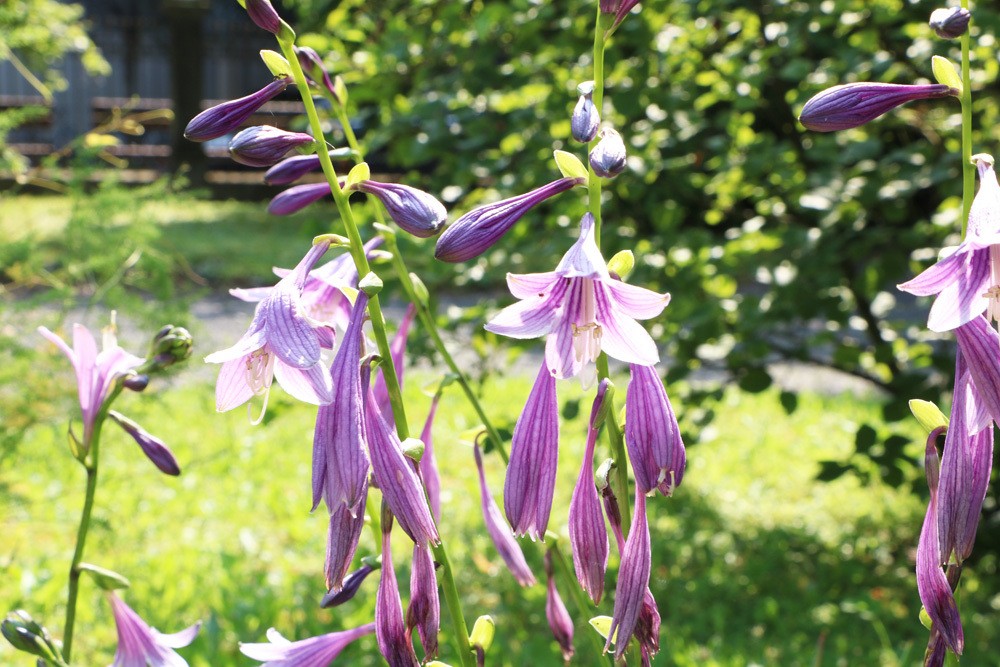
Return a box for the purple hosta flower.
[107,592,200,667]
[108,410,181,476]
[899,156,1000,331]
[418,391,443,522]
[473,443,537,586]
[322,560,376,607]
[916,429,964,658]
[606,489,651,659]
[435,177,583,262]
[265,151,342,185]
[600,0,641,31]
[325,477,368,591]
[930,7,971,39]
[406,543,440,660]
[572,81,600,143]
[504,362,559,539]
[240,623,376,667]
[589,128,627,178]
[376,515,421,667]
[269,182,335,216]
[354,180,447,239]
[294,46,342,103]
[373,304,417,424]
[544,551,575,663]
[955,315,1000,427]
[244,0,282,34]
[206,241,334,416]
[313,291,370,517]
[799,82,957,132]
[569,380,611,603]
[486,212,670,379]
[38,322,144,449]
[625,364,686,496]
[184,77,291,142]
[229,125,315,168]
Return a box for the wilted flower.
[435,177,583,262]
[544,551,575,663]
[473,443,536,586]
[625,364,685,496]
[899,155,1000,331]
[108,410,181,476]
[205,240,334,417]
[606,490,651,659]
[930,7,971,39]
[184,78,291,142]
[406,543,440,660]
[799,82,957,132]
[354,180,447,238]
[240,623,376,667]
[376,514,421,667]
[107,592,200,667]
[589,128,627,178]
[486,213,670,379]
[321,560,377,607]
[572,81,600,143]
[229,125,315,168]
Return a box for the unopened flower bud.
[267,180,345,215]
[355,180,447,238]
[321,561,377,608]
[109,411,181,476]
[244,0,281,34]
[145,325,193,372]
[122,374,149,392]
[599,0,640,32]
[184,78,291,142]
[799,82,957,132]
[572,81,600,143]
[589,128,627,178]
[469,615,495,654]
[544,551,575,662]
[930,7,971,39]
[294,46,344,104]
[229,125,315,168]
[264,149,350,185]
[1,611,61,662]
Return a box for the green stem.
[587,10,608,246]
[959,0,974,238]
[600,377,632,537]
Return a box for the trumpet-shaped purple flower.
[240,623,376,667]
[435,177,583,262]
[899,156,1000,331]
[376,516,421,667]
[625,364,686,496]
[268,181,345,216]
[606,489,651,659]
[569,380,610,604]
[572,81,600,143]
[473,443,536,586]
[799,82,957,132]
[406,542,440,660]
[38,322,144,448]
[229,125,315,168]
[504,362,560,539]
[205,241,334,416]
[184,78,291,142]
[108,410,181,476]
[324,477,368,591]
[355,180,447,239]
[589,128,627,178]
[486,213,670,379]
[544,551,575,663]
[107,592,200,667]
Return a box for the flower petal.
[264,287,322,369]
[554,213,610,280]
[485,280,567,340]
[596,287,660,366]
[273,360,333,405]
[605,280,671,320]
[215,356,256,412]
[506,272,560,299]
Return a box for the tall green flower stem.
[278,39,475,667]
[61,385,122,663]
[960,0,974,237]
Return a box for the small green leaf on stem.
[409,273,430,306]
[77,563,131,591]
[588,615,617,643]
[346,162,371,190]
[931,55,962,92]
[909,399,949,435]
[553,149,589,181]
[469,615,495,653]
[259,50,290,77]
[607,250,635,280]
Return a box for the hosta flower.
[324,477,368,592]
[107,592,200,667]
[417,391,443,522]
[354,180,447,238]
[606,490,651,660]
[406,543,440,660]
[572,81,600,143]
[240,623,376,667]
[930,7,970,39]
[486,212,670,379]
[184,78,291,142]
[473,443,536,586]
[38,321,144,448]
[955,315,1000,427]
[899,155,1000,331]
[372,304,416,425]
[569,380,610,603]
[625,364,686,496]
[244,0,282,34]
[544,551,574,662]
[294,46,342,104]
[268,180,345,216]
[376,515,421,667]
[322,560,376,608]
[264,150,343,185]
[799,82,957,132]
[589,128,627,178]
[600,0,641,31]
[229,125,315,168]
[108,410,181,476]
[205,240,334,416]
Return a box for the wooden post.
[162,0,209,185]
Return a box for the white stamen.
[571,279,603,364]
[246,348,275,396]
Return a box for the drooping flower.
[930,7,971,39]
[504,362,560,539]
[435,177,584,263]
[205,240,334,416]
[473,443,536,586]
[184,78,291,142]
[486,213,670,379]
[108,410,181,476]
[229,125,315,168]
[376,514,421,667]
[606,489,651,659]
[544,551,575,663]
[107,592,200,667]
[568,380,610,603]
[240,623,376,667]
[572,81,600,143]
[38,321,144,448]
[625,364,686,496]
[898,155,1000,331]
[955,315,1000,426]
[799,82,958,132]
[324,477,368,592]
[354,180,447,238]
[406,543,440,660]
[589,128,627,178]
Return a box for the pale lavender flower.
[418,392,443,522]
[244,0,282,34]
[205,241,334,416]
[799,82,957,132]
[572,81,600,143]
[569,380,610,603]
[355,180,446,238]
[373,304,417,424]
[324,477,368,591]
[240,623,376,667]
[486,213,670,379]
[184,78,291,142]
[899,156,1000,331]
[108,410,181,476]
[930,7,971,39]
[229,125,315,168]
[589,128,627,178]
[606,490,651,659]
[376,515,421,667]
[107,592,200,667]
[625,364,686,496]
[504,362,560,539]
[406,543,440,660]
[321,561,376,608]
[473,443,536,586]
[268,180,345,216]
[38,322,144,448]
[544,551,574,663]
[435,177,584,262]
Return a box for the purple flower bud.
[572,81,600,143]
[504,362,560,540]
[321,561,376,608]
[569,380,611,604]
[544,551,575,662]
[799,82,957,132]
[435,177,583,263]
[268,180,344,216]
[606,489,651,659]
[625,364,685,496]
[324,478,368,592]
[355,180,447,239]
[600,0,641,32]
[376,515,421,667]
[245,0,282,34]
[264,152,330,185]
[474,443,537,586]
[294,46,343,104]
[406,543,440,660]
[229,125,315,168]
[184,77,291,142]
[589,128,627,178]
[108,410,180,476]
[930,7,971,39]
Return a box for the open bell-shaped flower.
[474,443,536,586]
[108,592,200,667]
[240,623,376,667]
[625,364,685,496]
[355,180,447,238]
[799,82,957,132]
[184,78,291,142]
